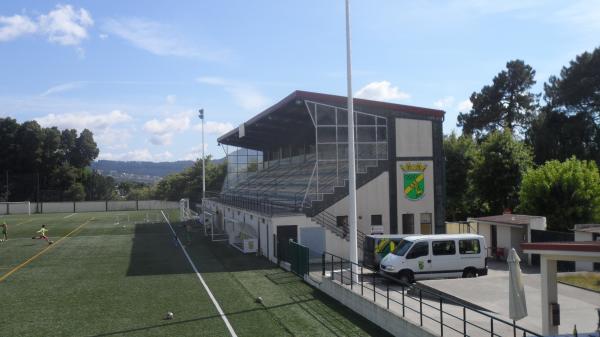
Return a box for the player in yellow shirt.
[32,224,53,245]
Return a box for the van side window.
[432,240,456,256]
[407,242,429,259]
[459,239,481,254]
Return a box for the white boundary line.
[63,213,77,219]
[160,211,237,337]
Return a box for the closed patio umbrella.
[508,248,528,320]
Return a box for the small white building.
[468,214,546,264]
[572,224,600,271]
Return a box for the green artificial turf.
[0,210,389,337]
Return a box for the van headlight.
[382,265,395,272]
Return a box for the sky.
[1,1,599,162]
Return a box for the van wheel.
[398,270,414,284]
[462,268,477,278]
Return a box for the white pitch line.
[63,213,77,219]
[161,211,237,337]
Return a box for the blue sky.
[1,1,599,161]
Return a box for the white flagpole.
[345,0,359,276]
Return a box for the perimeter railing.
[321,252,542,337]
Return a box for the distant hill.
[92,160,195,183]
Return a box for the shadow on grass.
[126,222,192,276]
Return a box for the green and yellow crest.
[401,163,427,201]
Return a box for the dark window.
[336,216,348,228]
[407,241,429,259]
[402,214,415,234]
[393,240,413,256]
[459,239,481,254]
[432,240,456,256]
[371,214,382,226]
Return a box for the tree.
[518,157,600,231]
[72,129,99,168]
[458,60,538,137]
[528,48,600,165]
[471,131,533,214]
[443,132,483,220]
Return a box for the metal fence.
[321,252,542,337]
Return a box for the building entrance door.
[276,225,298,262]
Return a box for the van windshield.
[392,239,413,256]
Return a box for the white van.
[380,234,487,283]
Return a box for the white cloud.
[457,99,473,113]
[98,33,108,40]
[99,149,173,162]
[143,111,192,146]
[103,18,228,60]
[433,96,455,109]
[143,112,191,135]
[38,4,93,46]
[355,81,410,102]
[196,76,270,111]
[40,81,85,96]
[0,15,37,42]
[35,110,132,131]
[193,121,234,136]
[166,94,176,104]
[183,144,208,161]
[149,134,173,146]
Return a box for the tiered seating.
[221,154,380,213]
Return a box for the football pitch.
[0,210,390,337]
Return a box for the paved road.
[419,263,600,335]
[311,262,600,336]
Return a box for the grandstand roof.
[218,90,445,150]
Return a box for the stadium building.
[202,90,445,261]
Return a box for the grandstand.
[203,90,445,261]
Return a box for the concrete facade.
[315,277,437,337]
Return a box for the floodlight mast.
[199,109,205,201]
[345,0,359,278]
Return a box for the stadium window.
[402,214,414,234]
[371,214,382,226]
[432,240,456,256]
[459,239,481,254]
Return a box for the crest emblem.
[401,163,427,201]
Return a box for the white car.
[380,234,488,283]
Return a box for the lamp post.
[345,0,359,276]
[199,109,205,201]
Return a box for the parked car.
[380,234,488,283]
[362,234,408,270]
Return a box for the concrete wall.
[75,201,106,213]
[325,172,390,235]
[395,118,433,157]
[575,231,594,271]
[42,202,76,213]
[477,223,492,256]
[316,277,437,337]
[397,160,435,234]
[0,202,35,215]
[0,200,178,214]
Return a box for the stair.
[303,160,389,217]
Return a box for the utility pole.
[345,0,359,276]
[5,171,8,202]
[199,109,206,201]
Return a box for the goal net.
[0,201,31,215]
